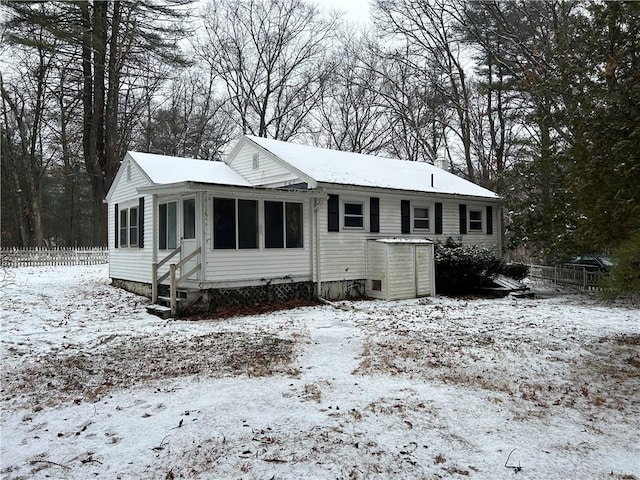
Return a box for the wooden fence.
[527,264,608,291]
[1,247,109,267]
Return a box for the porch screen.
[213,198,236,249]
[238,199,258,249]
[159,202,177,250]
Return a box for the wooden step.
[146,304,172,319]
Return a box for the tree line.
[1,0,638,267]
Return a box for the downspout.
[314,195,325,298]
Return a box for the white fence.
[527,264,608,291]
[1,247,109,267]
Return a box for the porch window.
[238,199,258,249]
[159,202,177,250]
[286,203,303,248]
[213,198,236,249]
[265,201,303,248]
[213,198,259,249]
[183,198,196,240]
[344,202,364,229]
[265,201,284,248]
[413,207,430,230]
[469,209,483,231]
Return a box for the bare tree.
[137,67,234,160]
[0,22,59,246]
[3,0,192,245]
[198,0,340,140]
[314,33,390,154]
[374,0,476,178]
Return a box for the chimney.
[435,156,448,171]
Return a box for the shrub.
[434,238,503,295]
[602,230,640,300]
[500,262,530,281]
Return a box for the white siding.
[388,244,416,300]
[365,240,387,300]
[228,144,301,187]
[108,158,154,283]
[317,187,502,284]
[416,244,435,297]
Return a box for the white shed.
[366,239,436,301]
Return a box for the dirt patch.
[1,331,298,409]
[355,300,640,417]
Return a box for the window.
[213,198,236,249]
[371,279,382,291]
[183,198,196,240]
[413,207,430,230]
[129,207,138,246]
[469,209,483,231]
[344,202,364,229]
[238,199,258,249]
[119,210,128,247]
[118,206,139,247]
[213,198,259,249]
[265,201,303,248]
[252,153,259,170]
[286,203,303,248]
[159,202,177,250]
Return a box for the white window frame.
[119,205,138,248]
[469,208,483,232]
[343,200,365,230]
[413,205,430,231]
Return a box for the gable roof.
[128,151,251,187]
[243,135,499,199]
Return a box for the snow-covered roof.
[245,136,499,199]
[129,151,251,187]
[372,238,434,244]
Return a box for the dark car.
[564,254,614,272]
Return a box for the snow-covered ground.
[1,265,638,479]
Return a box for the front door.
[181,196,198,278]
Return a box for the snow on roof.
[245,136,499,199]
[372,238,434,244]
[128,151,251,187]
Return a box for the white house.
[105,135,502,314]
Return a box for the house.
[105,135,502,314]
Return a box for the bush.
[500,262,530,281]
[434,238,503,295]
[602,230,640,300]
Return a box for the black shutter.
[459,204,467,234]
[401,200,410,234]
[114,203,119,248]
[138,197,145,248]
[435,202,443,234]
[486,205,493,235]
[370,197,380,233]
[328,194,339,232]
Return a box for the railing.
[527,264,608,291]
[1,247,108,267]
[152,246,201,315]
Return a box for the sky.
[314,0,371,24]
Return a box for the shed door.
[181,196,198,278]
[415,246,432,297]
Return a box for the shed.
[366,239,436,301]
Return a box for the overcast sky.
[314,0,371,24]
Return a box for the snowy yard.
[1,265,639,479]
